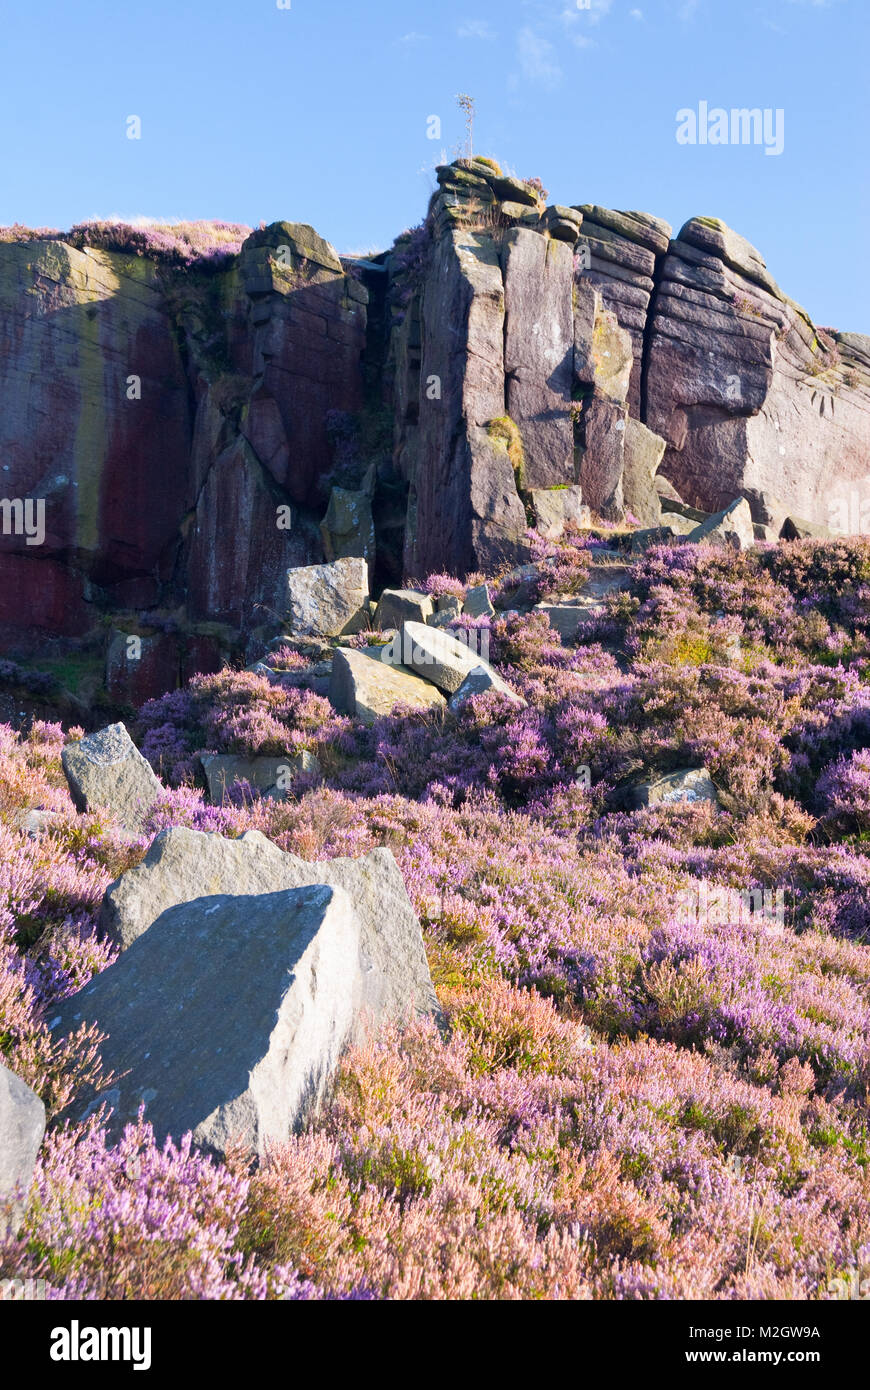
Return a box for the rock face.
[61,722,162,832]
[0,223,367,665]
[1,176,868,696]
[0,1062,45,1235]
[55,884,363,1155]
[99,825,439,1024]
[644,219,870,529]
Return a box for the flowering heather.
[0,220,251,269]
[5,537,870,1299]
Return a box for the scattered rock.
[630,768,721,810]
[533,603,588,643]
[285,558,370,638]
[99,825,439,1028]
[779,515,834,541]
[688,498,756,551]
[462,583,495,619]
[199,753,319,803]
[374,588,434,629]
[529,486,590,541]
[330,647,446,724]
[448,664,526,711]
[61,723,162,834]
[627,526,678,553]
[15,809,61,838]
[0,1062,45,1236]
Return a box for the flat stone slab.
[330,647,446,725]
[99,825,439,1026]
[399,621,510,696]
[55,885,362,1156]
[0,1062,45,1237]
[61,723,162,834]
[533,604,588,642]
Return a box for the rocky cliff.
[1,160,868,701]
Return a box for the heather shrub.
[5,533,870,1299]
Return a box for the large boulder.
[780,515,834,541]
[61,723,162,834]
[622,419,667,528]
[0,1063,45,1236]
[330,647,446,724]
[54,885,363,1155]
[462,583,496,619]
[320,483,376,569]
[99,825,439,1025]
[285,557,370,637]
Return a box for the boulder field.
[0,159,867,706]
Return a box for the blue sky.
[1,0,867,329]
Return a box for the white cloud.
[629,7,644,18]
[458,19,497,40]
[517,26,563,87]
[395,32,430,47]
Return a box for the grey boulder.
[61,723,162,834]
[0,1062,45,1236]
[54,885,362,1157]
[99,825,438,1026]
[199,752,320,803]
[373,588,434,629]
[330,647,446,725]
[285,557,369,637]
[462,583,496,620]
[688,498,756,551]
[448,664,526,712]
[399,621,513,697]
[630,768,721,810]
